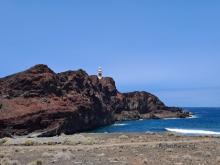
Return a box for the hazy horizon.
[1,1,220,107]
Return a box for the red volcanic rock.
[0,64,191,137]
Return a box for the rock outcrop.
[0,64,191,137]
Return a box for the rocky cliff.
[0,64,191,137]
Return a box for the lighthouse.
[97,66,102,79]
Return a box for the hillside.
[0,64,190,137]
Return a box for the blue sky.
[1,0,220,107]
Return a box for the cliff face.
[0,64,190,137]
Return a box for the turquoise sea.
[94,107,220,135]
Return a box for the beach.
[1,133,220,165]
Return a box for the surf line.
[165,128,220,135]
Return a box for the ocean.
[94,107,220,135]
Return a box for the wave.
[189,115,198,119]
[165,128,220,135]
[113,123,128,126]
[163,115,198,120]
[163,117,179,120]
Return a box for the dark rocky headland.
[0,64,191,138]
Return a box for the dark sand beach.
[1,133,220,165]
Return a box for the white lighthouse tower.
[97,66,102,79]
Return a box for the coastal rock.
[0,64,191,137]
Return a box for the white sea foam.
[163,115,198,120]
[113,123,128,126]
[163,117,179,120]
[165,128,220,135]
[189,115,197,119]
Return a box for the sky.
[0,0,220,107]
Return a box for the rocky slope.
[0,64,191,137]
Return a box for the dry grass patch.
[118,135,129,140]
[24,139,38,146]
[81,137,95,145]
[0,138,8,145]
[0,158,21,165]
[27,160,43,165]
[47,141,57,145]
[63,135,96,145]
[63,138,79,145]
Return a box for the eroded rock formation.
[0,64,191,137]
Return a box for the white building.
[98,66,102,79]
